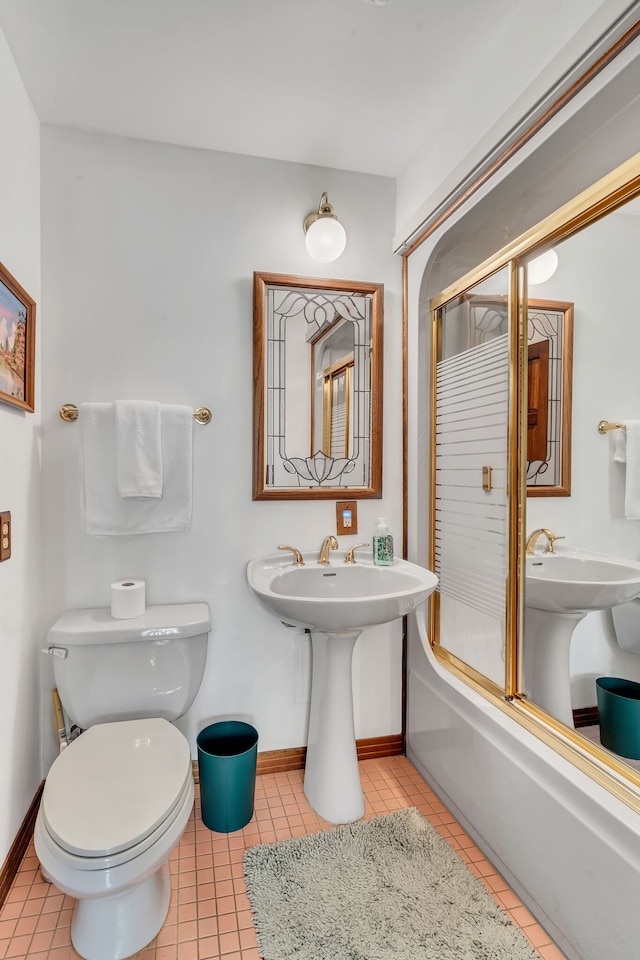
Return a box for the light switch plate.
[0,511,11,561]
[336,500,357,536]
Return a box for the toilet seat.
[40,718,192,862]
[37,774,193,872]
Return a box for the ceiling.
[0,0,631,180]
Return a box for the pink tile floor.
[0,755,566,960]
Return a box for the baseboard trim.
[192,733,403,781]
[0,781,44,910]
[256,746,307,775]
[354,733,403,762]
[573,706,599,728]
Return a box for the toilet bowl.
[34,717,193,960]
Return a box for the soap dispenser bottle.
[373,517,394,566]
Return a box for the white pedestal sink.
[525,551,640,726]
[247,552,438,823]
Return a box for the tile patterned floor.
[0,755,566,960]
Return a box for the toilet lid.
[41,718,192,857]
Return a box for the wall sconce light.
[528,248,558,285]
[303,192,347,262]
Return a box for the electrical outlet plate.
[0,511,11,561]
[336,500,357,536]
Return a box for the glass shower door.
[432,268,511,689]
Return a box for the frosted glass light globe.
[305,216,347,262]
[528,249,558,285]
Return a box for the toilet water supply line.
[50,689,83,752]
[51,688,67,752]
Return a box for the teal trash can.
[197,721,258,832]
[596,677,640,760]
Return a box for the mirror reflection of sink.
[525,550,640,727]
[526,553,640,615]
[247,552,438,824]
[248,555,438,631]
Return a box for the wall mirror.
[522,195,640,738]
[524,298,573,496]
[466,295,573,496]
[253,272,383,500]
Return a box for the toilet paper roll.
[110,579,146,619]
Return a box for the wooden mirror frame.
[526,298,574,497]
[252,272,383,500]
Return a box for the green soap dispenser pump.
[373,517,394,566]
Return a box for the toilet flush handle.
[41,646,68,659]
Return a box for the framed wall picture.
[0,261,36,413]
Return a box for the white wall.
[39,127,402,769]
[394,0,638,247]
[0,29,42,864]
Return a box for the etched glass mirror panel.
[467,296,574,495]
[253,273,383,499]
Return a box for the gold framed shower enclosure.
[424,152,640,813]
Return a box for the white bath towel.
[80,402,193,535]
[115,401,163,498]
[615,421,640,520]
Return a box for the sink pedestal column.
[524,607,586,727]
[304,630,365,824]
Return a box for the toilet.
[35,603,210,960]
[612,597,640,653]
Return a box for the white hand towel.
[80,402,193,536]
[115,401,163,498]
[613,427,627,464]
[618,421,640,520]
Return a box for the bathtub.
[406,610,640,960]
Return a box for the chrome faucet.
[525,528,565,556]
[277,544,305,566]
[318,535,338,565]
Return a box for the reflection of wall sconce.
[304,193,347,262]
[528,249,558,285]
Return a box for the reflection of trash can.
[596,677,640,760]
[197,721,258,832]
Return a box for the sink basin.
[524,550,640,727]
[247,554,438,631]
[247,550,438,824]
[526,553,640,615]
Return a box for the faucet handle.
[546,534,565,554]
[344,543,370,564]
[277,545,305,566]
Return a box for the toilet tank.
[45,603,210,728]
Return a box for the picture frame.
[0,260,36,413]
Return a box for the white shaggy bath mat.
[243,806,541,960]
